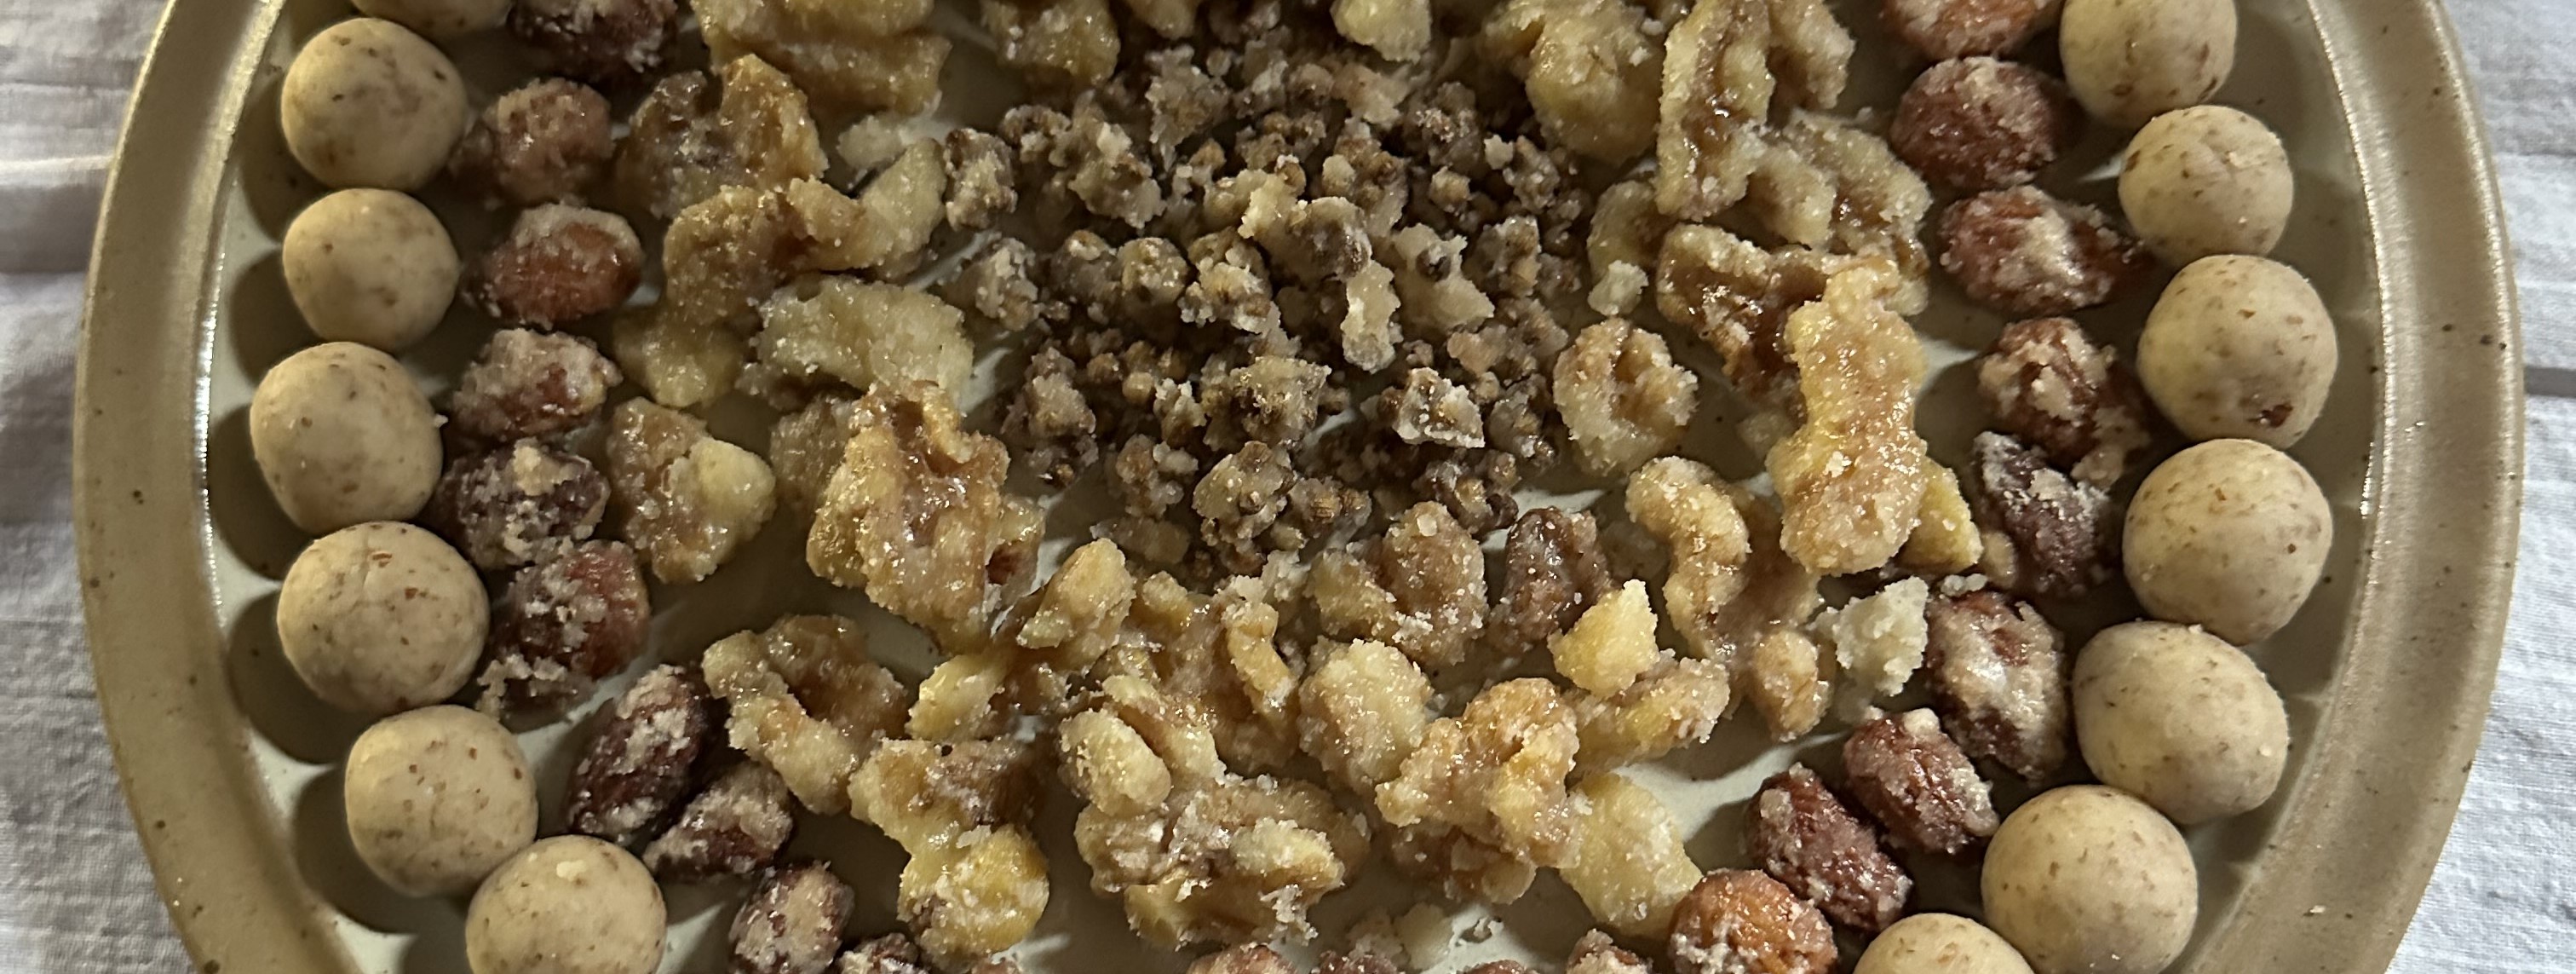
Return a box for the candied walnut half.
[853,741,1052,965]
[1883,0,2060,60]
[1061,708,1173,818]
[1333,0,1431,61]
[606,399,778,584]
[1939,187,2152,318]
[1924,585,2070,781]
[1976,316,2153,487]
[1105,575,1303,772]
[1311,502,1487,670]
[468,205,643,328]
[769,395,859,515]
[1655,225,1849,413]
[1485,0,1661,164]
[1766,259,1931,576]
[699,0,949,114]
[1746,764,1909,932]
[1556,320,1699,477]
[1574,658,1732,774]
[1667,870,1837,974]
[478,541,651,714]
[566,665,712,846]
[644,762,797,881]
[1297,639,1434,796]
[451,78,614,208]
[731,862,854,974]
[1624,458,1751,663]
[808,383,1044,652]
[1561,772,1705,939]
[1491,508,1615,662]
[1968,431,2116,598]
[1011,538,1137,673]
[425,440,607,571]
[750,279,971,404]
[508,0,679,85]
[986,0,1120,89]
[1745,112,1933,294]
[1654,0,1856,220]
[612,305,750,410]
[704,615,911,815]
[1841,708,1998,855]
[1377,679,1580,902]
[1819,577,1929,722]
[612,57,828,222]
[1075,767,1371,947]
[448,328,621,446]
[1890,57,2080,192]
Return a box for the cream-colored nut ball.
[250,342,442,533]
[2137,255,2338,447]
[353,0,511,38]
[2120,106,2294,265]
[2124,439,2333,645]
[1856,913,2037,974]
[1982,786,2196,974]
[283,189,459,351]
[468,837,667,974]
[345,706,536,896]
[280,18,469,189]
[2060,0,2237,128]
[2075,621,2291,824]
[279,522,486,714]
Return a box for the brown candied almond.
[1666,870,1837,974]
[837,934,934,974]
[611,57,827,222]
[1490,507,1616,662]
[468,204,643,328]
[612,305,750,410]
[447,328,622,447]
[1743,113,1933,298]
[1624,458,1751,663]
[731,861,855,974]
[749,278,972,404]
[1939,187,2153,317]
[1573,657,1732,773]
[605,399,778,584]
[1074,771,1371,947]
[1841,708,1998,854]
[1482,0,1662,164]
[698,0,949,114]
[808,382,1043,652]
[1376,678,1581,899]
[1745,764,1910,932]
[565,665,712,846]
[1889,57,2081,192]
[1561,772,1705,939]
[1190,945,1297,974]
[424,440,607,571]
[703,615,911,815]
[769,395,858,515]
[1923,585,2071,781]
[643,762,798,881]
[1310,502,1488,670]
[986,0,1121,90]
[1555,319,1699,477]
[478,541,651,714]
[1568,929,1656,974]
[1296,639,1435,796]
[1976,316,2153,487]
[1969,430,2116,598]
[944,128,1020,233]
[1767,258,1932,576]
[1883,0,2060,60]
[509,0,679,85]
[450,78,614,208]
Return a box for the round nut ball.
[282,189,460,351]
[2059,0,2237,128]
[2137,255,2337,447]
[468,836,667,974]
[2120,106,2295,265]
[353,0,511,38]
[1982,786,2196,974]
[279,522,486,714]
[2075,621,2291,824]
[2124,439,2333,644]
[280,18,469,190]
[345,706,537,896]
[1856,913,2036,974]
[250,342,442,533]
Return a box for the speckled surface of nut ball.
[282,188,459,351]
[354,0,513,38]
[2123,438,2332,645]
[2136,255,2337,447]
[344,706,537,896]
[2074,621,2290,823]
[1981,786,2196,974]
[468,836,667,974]
[2059,0,2235,128]
[249,342,442,533]
[280,18,469,190]
[278,521,486,715]
[2120,105,2295,264]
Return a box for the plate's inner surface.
[191,0,2380,971]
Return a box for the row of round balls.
[1862,1,2333,973]
[261,9,670,974]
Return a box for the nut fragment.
[1938,186,2151,317]
[699,0,949,114]
[986,0,1121,89]
[1333,0,1431,61]
[1485,0,1662,163]
[1667,870,1837,974]
[566,665,712,846]
[750,279,972,403]
[1573,658,1732,773]
[425,441,607,571]
[1555,320,1699,477]
[478,541,652,715]
[468,204,644,328]
[1746,764,1910,932]
[643,762,798,881]
[1190,945,1297,974]
[605,399,779,584]
[1560,772,1705,938]
[1976,316,2153,487]
[1551,580,1663,698]
[1311,503,1487,670]
[1490,508,1616,661]
[1841,708,1998,855]
[1889,57,2079,191]
[612,58,828,221]
[1655,224,1850,413]
[1567,929,1655,974]
[1766,259,1930,576]
[1656,0,1854,220]
[1883,0,2060,60]
[1377,679,1579,902]
[1923,586,2070,781]
[704,615,911,815]
[838,934,933,974]
[1624,458,1750,664]
[1819,577,1929,722]
[451,78,615,207]
[508,0,679,85]
[731,862,854,974]
[448,328,622,447]
[1969,430,2117,598]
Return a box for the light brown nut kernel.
[837,934,932,974]
[1552,580,1663,698]
[751,279,971,404]
[732,862,854,974]
[425,441,606,571]
[1655,0,1774,221]
[1332,0,1431,61]
[606,399,778,584]
[566,665,711,846]
[1485,0,1662,163]
[1667,870,1837,974]
[986,0,1120,89]
[1889,57,2080,192]
[1655,224,1850,412]
[1561,773,1705,938]
[478,540,651,715]
[1574,658,1732,774]
[1311,502,1487,670]
[1898,462,1984,575]
[1819,577,1929,722]
[509,0,679,85]
[468,205,642,328]
[1297,639,1434,795]
[1491,508,1616,661]
[1883,0,2060,59]
[1939,187,2152,318]
[1556,320,1699,477]
[1924,586,2071,781]
[699,0,948,114]
[611,58,827,222]
[1060,709,1173,818]
[1842,708,1998,855]
[1744,113,1931,291]
[448,328,621,447]
[643,762,797,881]
[1747,764,1910,932]
[1190,945,1297,974]
[1742,627,1829,742]
[704,615,911,815]
[612,305,749,410]
[1969,430,2117,598]
[1979,316,2154,487]
[1624,458,1751,662]
[1074,773,1369,947]
[450,78,614,207]
[1767,259,1931,576]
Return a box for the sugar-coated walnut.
[612,57,828,222]
[1573,658,1731,774]
[944,237,1044,332]
[606,399,778,584]
[1820,577,1929,722]
[1976,316,2153,487]
[1555,319,1699,476]
[1742,627,1828,742]
[657,186,804,334]
[1332,0,1431,61]
[808,383,1043,652]
[1297,639,1434,796]
[1485,0,1661,164]
[833,139,949,271]
[1310,503,1487,670]
[1552,580,1663,698]
[1939,186,2151,317]
[699,0,949,114]
[731,862,854,974]
[425,440,606,571]
[1898,463,1984,575]
[1745,113,1931,293]
[1491,508,1615,662]
[1654,225,1854,413]
[1107,575,1302,771]
[451,78,614,207]
[750,278,970,403]
[643,762,797,881]
[1890,57,2080,192]
[1668,870,1837,974]
[1969,431,2116,598]
[1075,768,1371,947]
[851,739,1044,848]
[1561,772,1705,939]
[769,395,858,515]
[1377,679,1579,902]
[1924,586,2070,781]
[1061,708,1174,818]
[566,665,712,846]
[1624,458,1751,663]
[1842,708,1998,855]
[478,541,651,714]
[1746,764,1909,932]
[1588,182,1671,317]
[1383,225,1494,337]
[1390,368,1485,448]
[986,0,1120,89]
[1767,259,1930,576]
[509,0,679,85]
[612,305,750,410]
[468,205,642,328]
[945,128,1019,232]
[1883,0,2060,60]
[1654,0,1855,220]
[1012,538,1137,673]
[704,615,911,815]
[448,328,621,447]
[1568,930,1655,974]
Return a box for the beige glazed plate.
[74,0,2523,971]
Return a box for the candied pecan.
[478,541,651,714]
[704,615,911,815]
[1561,772,1704,938]
[837,935,932,974]
[508,0,679,85]
[1568,930,1655,974]
[1976,316,2153,487]
[1190,945,1297,974]
[733,862,854,974]
[1746,765,1910,932]
[1939,187,2151,317]
[1490,508,1615,660]
[1077,771,1370,946]
[944,128,1019,232]
[450,78,614,207]
[1555,319,1699,476]
[1841,708,1998,855]
[612,305,750,410]
[1968,431,2116,598]
[644,762,797,881]
[1883,0,2059,60]
[447,328,621,446]
[424,441,606,571]
[1667,870,1837,974]
[1890,57,2080,192]
[1923,586,2070,781]
[468,204,643,328]
[566,665,711,846]
[606,399,778,584]
[1768,259,1931,576]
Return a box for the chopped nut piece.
[508,0,679,85]
[704,615,911,815]
[839,115,915,178]
[1939,187,2151,317]
[1741,627,1828,742]
[1745,764,1909,932]
[1123,0,1202,37]
[1075,771,1370,947]
[852,738,1044,847]
[1668,870,1836,974]
[1743,114,1933,297]
[731,862,855,974]
[448,328,622,447]
[1897,463,1983,575]
[612,306,750,410]
[1883,0,2060,60]
[1588,181,1672,317]
[1392,368,1486,448]
[1332,0,1431,61]
[1192,945,1298,974]
[1567,929,1655,974]
[468,205,643,328]
[1975,316,2153,487]
[1485,0,1661,163]
[1061,708,1175,818]
[837,934,934,974]
[699,0,950,114]
[1820,577,1929,722]
[1656,0,1778,221]
[1297,639,1434,795]
[944,237,1044,332]
[1491,508,1616,662]
[644,762,797,881]
[451,78,614,208]
[769,395,859,514]
[1841,708,1998,855]
[824,139,949,273]
[1341,262,1401,371]
[986,0,1120,89]
[425,440,607,571]
[1654,225,1858,412]
[606,399,778,583]
[1552,580,1662,697]
[849,741,1053,964]
[566,665,712,846]
[1377,679,1579,902]
[1561,772,1704,939]
[808,383,1044,652]
[907,652,1019,741]
[750,279,971,404]
[1194,443,1299,575]
[1573,658,1732,773]
[479,541,652,714]
[658,186,803,334]
[1890,57,2081,192]
[1384,225,1494,336]
[1923,586,2070,781]
[1624,458,1751,663]
[1113,575,1303,771]
[1968,431,2116,598]
[1555,320,1699,476]
[612,57,829,221]
[1766,259,1930,576]
[1013,539,1137,672]
[944,128,1020,232]
[1311,503,1487,670]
